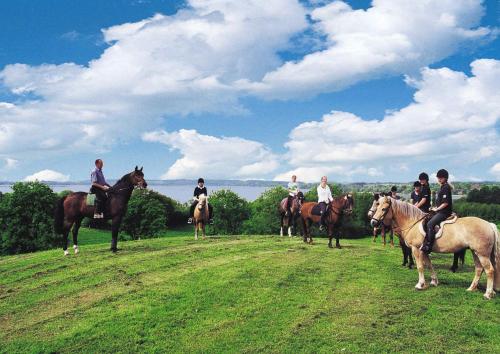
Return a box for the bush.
[243,186,289,235]
[341,192,373,238]
[207,189,250,235]
[454,200,500,222]
[466,186,500,204]
[0,182,58,255]
[121,189,167,240]
[145,189,189,228]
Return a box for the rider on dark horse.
[286,175,300,216]
[188,178,214,224]
[420,169,453,254]
[415,172,431,212]
[317,176,333,231]
[90,159,111,219]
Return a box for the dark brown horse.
[300,194,354,248]
[278,191,304,237]
[54,167,147,255]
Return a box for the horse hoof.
[450,267,457,273]
[430,279,438,287]
[415,283,426,290]
[336,245,342,249]
[466,287,477,292]
[73,245,79,254]
[64,250,69,256]
[483,291,495,300]
[328,244,333,248]
[110,248,118,253]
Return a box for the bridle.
[371,197,392,226]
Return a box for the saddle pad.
[311,204,322,216]
[280,198,288,210]
[419,213,458,239]
[86,193,96,206]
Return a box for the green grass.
[1,231,499,353]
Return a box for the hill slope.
[1,232,499,353]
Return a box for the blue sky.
[0,0,499,182]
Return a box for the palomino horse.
[368,194,413,268]
[193,194,209,240]
[54,167,147,254]
[278,191,304,237]
[300,194,354,248]
[371,196,500,299]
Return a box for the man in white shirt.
[286,175,299,216]
[317,176,333,230]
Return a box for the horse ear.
[135,166,138,171]
[344,195,348,200]
[140,166,143,171]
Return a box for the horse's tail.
[54,196,67,234]
[490,222,500,291]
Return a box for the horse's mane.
[390,197,425,220]
[113,172,132,187]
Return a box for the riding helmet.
[413,181,421,187]
[418,172,429,181]
[198,178,205,184]
[391,186,397,192]
[436,169,449,179]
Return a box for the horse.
[193,194,209,240]
[368,194,413,269]
[54,167,147,255]
[278,191,304,237]
[300,194,354,248]
[370,196,500,299]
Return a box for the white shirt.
[317,184,333,203]
[288,182,299,196]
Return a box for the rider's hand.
[103,185,110,191]
[429,207,437,212]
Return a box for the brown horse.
[193,194,209,240]
[278,191,304,237]
[300,194,354,248]
[371,196,500,299]
[54,167,147,255]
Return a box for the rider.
[420,169,453,254]
[90,159,111,219]
[286,175,299,216]
[317,176,333,231]
[188,178,214,225]
[415,172,431,212]
[390,186,400,200]
[410,181,421,205]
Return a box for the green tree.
[0,182,58,255]
[207,189,250,235]
[243,186,288,235]
[304,183,343,201]
[121,189,167,240]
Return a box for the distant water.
[0,183,280,203]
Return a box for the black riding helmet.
[413,181,421,187]
[391,186,397,192]
[418,172,429,181]
[198,178,205,184]
[436,169,449,179]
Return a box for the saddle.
[419,213,458,239]
[311,203,327,216]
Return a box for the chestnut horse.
[54,167,147,254]
[371,196,500,299]
[193,194,209,240]
[300,194,354,248]
[278,191,304,237]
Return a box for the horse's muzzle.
[370,219,380,228]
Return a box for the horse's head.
[367,193,380,218]
[343,193,354,215]
[131,166,147,188]
[295,191,305,208]
[198,194,207,208]
[370,195,393,227]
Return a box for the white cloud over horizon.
[24,169,70,182]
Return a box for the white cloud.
[143,129,280,179]
[4,158,18,170]
[242,0,494,99]
[277,59,500,182]
[24,169,70,182]
[490,163,500,180]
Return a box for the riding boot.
[319,213,326,231]
[420,231,435,254]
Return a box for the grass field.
[1,228,499,353]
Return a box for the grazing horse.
[371,196,500,299]
[278,191,304,237]
[54,167,147,254]
[193,194,209,240]
[368,194,413,268]
[300,194,354,248]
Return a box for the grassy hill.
[1,228,499,353]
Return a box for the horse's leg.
[195,221,198,240]
[280,214,284,237]
[328,224,333,248]
[110,215,122,252]
[451,252,459,273]
[372,227,377,242]
[202,222,206,240]
[301,218,308,243]
[412,246,427,290]
[335,228,341,249]
[422,253,438,286]
[401,240,408,266]
[382,226,386,246]
[476,254,496,299]
[62,220,73,256]
[467,252,483,292]
[389,229,394,248]
[408,245,414,269]
[72,218,82,254]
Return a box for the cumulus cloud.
[3,158,19,170]
[142,129,280,179]
[242,0,494,99]
[490,163,500,180]
[276,59,500,182]
[24,169,70,182]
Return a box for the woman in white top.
[286,175,299,215]
[317,176,333,230]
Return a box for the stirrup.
[187,218,193,224]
